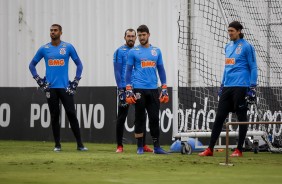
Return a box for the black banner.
[0,87,172,144]
[1,87,281,145]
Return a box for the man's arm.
[247,44,258,86]
[29,47,43,77]
[113,49,123,89]
[29,47,50,92]
[125,50,136,104]
[156,49,169,103]
[67,44,83,95]
[156,49,167,85]
[69,44,83,79]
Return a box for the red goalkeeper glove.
[159,84,169,103]
[125,85,137,104]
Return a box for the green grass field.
[0,141,281,184]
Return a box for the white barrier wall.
[0,0,178,87]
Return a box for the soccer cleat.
[116,146,123,153]
[53,147,61,152]
[137,147,144,154]
[230,148,243,157]
[198,148,213,156]
[153,147,169,154]
[143,145,153,152]
[77,146,88,151]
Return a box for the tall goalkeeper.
[113,28,152,153]
[125,25,169,154]
[29,24,87,152]
[199,21,258,157]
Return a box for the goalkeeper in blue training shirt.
[29,24,87,152]
[113,29,153,153]
[199,21,258,157]
[125,25,169,154]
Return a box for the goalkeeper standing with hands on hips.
[125,25,169,154]
[113,28,153,153]
[199,21,258,157]
[29,24,87,152]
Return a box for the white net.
[177,0,282,151]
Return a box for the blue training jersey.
[222,38,258,87]
[127,45,164,89]
[31,41,81,88]
[113,45,133,88]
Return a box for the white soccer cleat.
[77,146,88,151]
[53,147,61,152]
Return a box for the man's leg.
[46,89,61,149]
[116,104,129,151]
[208,88,233,149]
[145,89,160,148]
[145,89,168,154]
[234,87,248,153]
[142,112,153,152]
[58,89,85,149]
[199,88,232,156]
[134,89,146,154]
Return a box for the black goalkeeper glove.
[246,85,256,104]
[66,77,80,96]
[33,75,50,92]
[118,88,127,107]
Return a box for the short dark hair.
[51,24,62,31]
[137,25,149,33]
[228,21,244,38]
[124,28,136,37]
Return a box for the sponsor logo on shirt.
[60,48,66,55]
[48,59,65,66]
[151,49,157,56]
[225,58,235,65]
[141,60,156,68]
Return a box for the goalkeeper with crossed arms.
[199,21,258,157]
[29,24,87,152]
[125,25,169,154]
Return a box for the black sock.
[137,138,143,148]
[152,138,160,147]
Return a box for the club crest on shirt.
[151,49,157,56]
[235,47,242,54]
[60,48,66,55]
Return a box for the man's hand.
[125,85,137,104]
[33,75,50,92]
[246,85,256,103]
[159,84,169,103]
[66,77,80,96]
[118,88,127,107]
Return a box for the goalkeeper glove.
[159,84,169,103]
[66,77,80,96]
[246,85,256,103]
[125,85,137,104]
[33,75,50,92]
[118,88,127,107]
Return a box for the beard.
[126,40,135,47]
[140,39,148,46]
[50,34,60,40]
